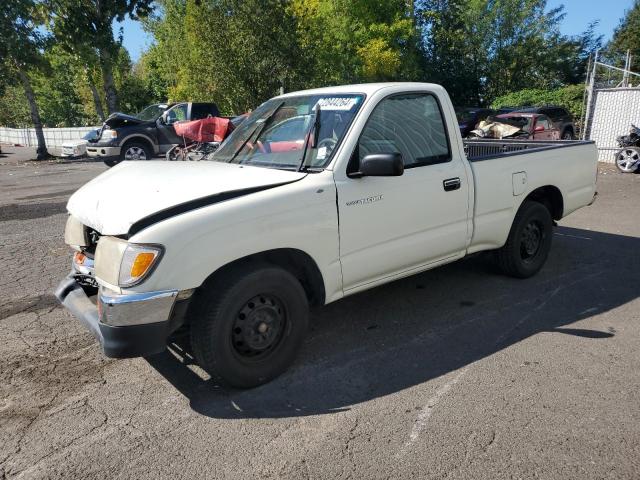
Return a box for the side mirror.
[159,112,168,124]
[534,125,545,132]
[352,153,404,178]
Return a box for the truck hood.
[103,112,151,128]
[67,161,306,235]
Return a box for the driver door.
[157,103,188,149]
[335,92,471,291]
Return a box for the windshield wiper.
[228,101,284,164]
[297,105,321,172]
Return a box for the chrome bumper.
[54,272,181,358]
[86,145,120,158]
[100,288,178,327]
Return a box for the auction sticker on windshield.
[315,97,359,111]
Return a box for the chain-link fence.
[583,52,640,163]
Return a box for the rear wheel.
[495,201,553,278]
[561,129,574,140]
[190,264,309,388]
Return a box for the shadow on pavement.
[146,226,637,419]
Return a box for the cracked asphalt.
[1,159,639,479]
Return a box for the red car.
[496,112,561,140]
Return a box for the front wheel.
[495,201,553,278]
[120,141,152,163]
[615,147,640,173]
[190,264,309,388]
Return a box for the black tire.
[120,141,153,162]
[104,158,120,167]
[495,201,553,278]
[190,264,309,388]
[561,129,574,140]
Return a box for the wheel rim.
[562,132,572,140]
[231,294,287,360]
[616,149,639,172]
[520,220,543,262]
[124,146,147,160]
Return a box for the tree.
[419,0,601,106]
[36,45,90,126]
[0,0,50,158]
[45,0,154,114]
[143,0,305,113]
[609,0,640,69]
[290,0,423,85]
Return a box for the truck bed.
[463,139,595,162]
[463,139,598,255]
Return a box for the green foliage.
[490,84,585,120]
[0,0,606,129]
[0,85,32,127]
[45,0,155,112]
[290,0,422,85]
[609,0,640,69]
[35,46,90,126]
[419,0,600,106]
[140,0,423,113]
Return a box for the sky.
[115,0,636,63]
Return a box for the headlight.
[95,237,163,287]
[64,216,89,249]
[101,129,118,140]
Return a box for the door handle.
[443,177,461,191]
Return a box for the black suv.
[518,106,575,140]
[87,102,220,167]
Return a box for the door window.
[165,104,188,124]
[537,116,552,130]
[357,93,450,168]
[191,103,220,119]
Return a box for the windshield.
[211,94,364,170]
[134,104,168,121]
[500,115,533,131]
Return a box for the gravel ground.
[1,161,639,479]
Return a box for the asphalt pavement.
[1,160,639,479]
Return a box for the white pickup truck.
[56,83,598,387]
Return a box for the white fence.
[0,126,99,148]
[584,88,640,163]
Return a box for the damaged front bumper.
[54,272,186,358]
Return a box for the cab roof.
[276,82,445,99]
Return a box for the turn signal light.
[74,251,86,265]
[130,252,156,278]
[118,244,163,287]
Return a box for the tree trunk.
[87,72,105,122]
[16,67,49,160]
[99,48,119,114]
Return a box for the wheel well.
[201,249,326,306]
[524,185,563,220]
[122,136,154,155]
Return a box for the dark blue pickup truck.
[87,102,220,167]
